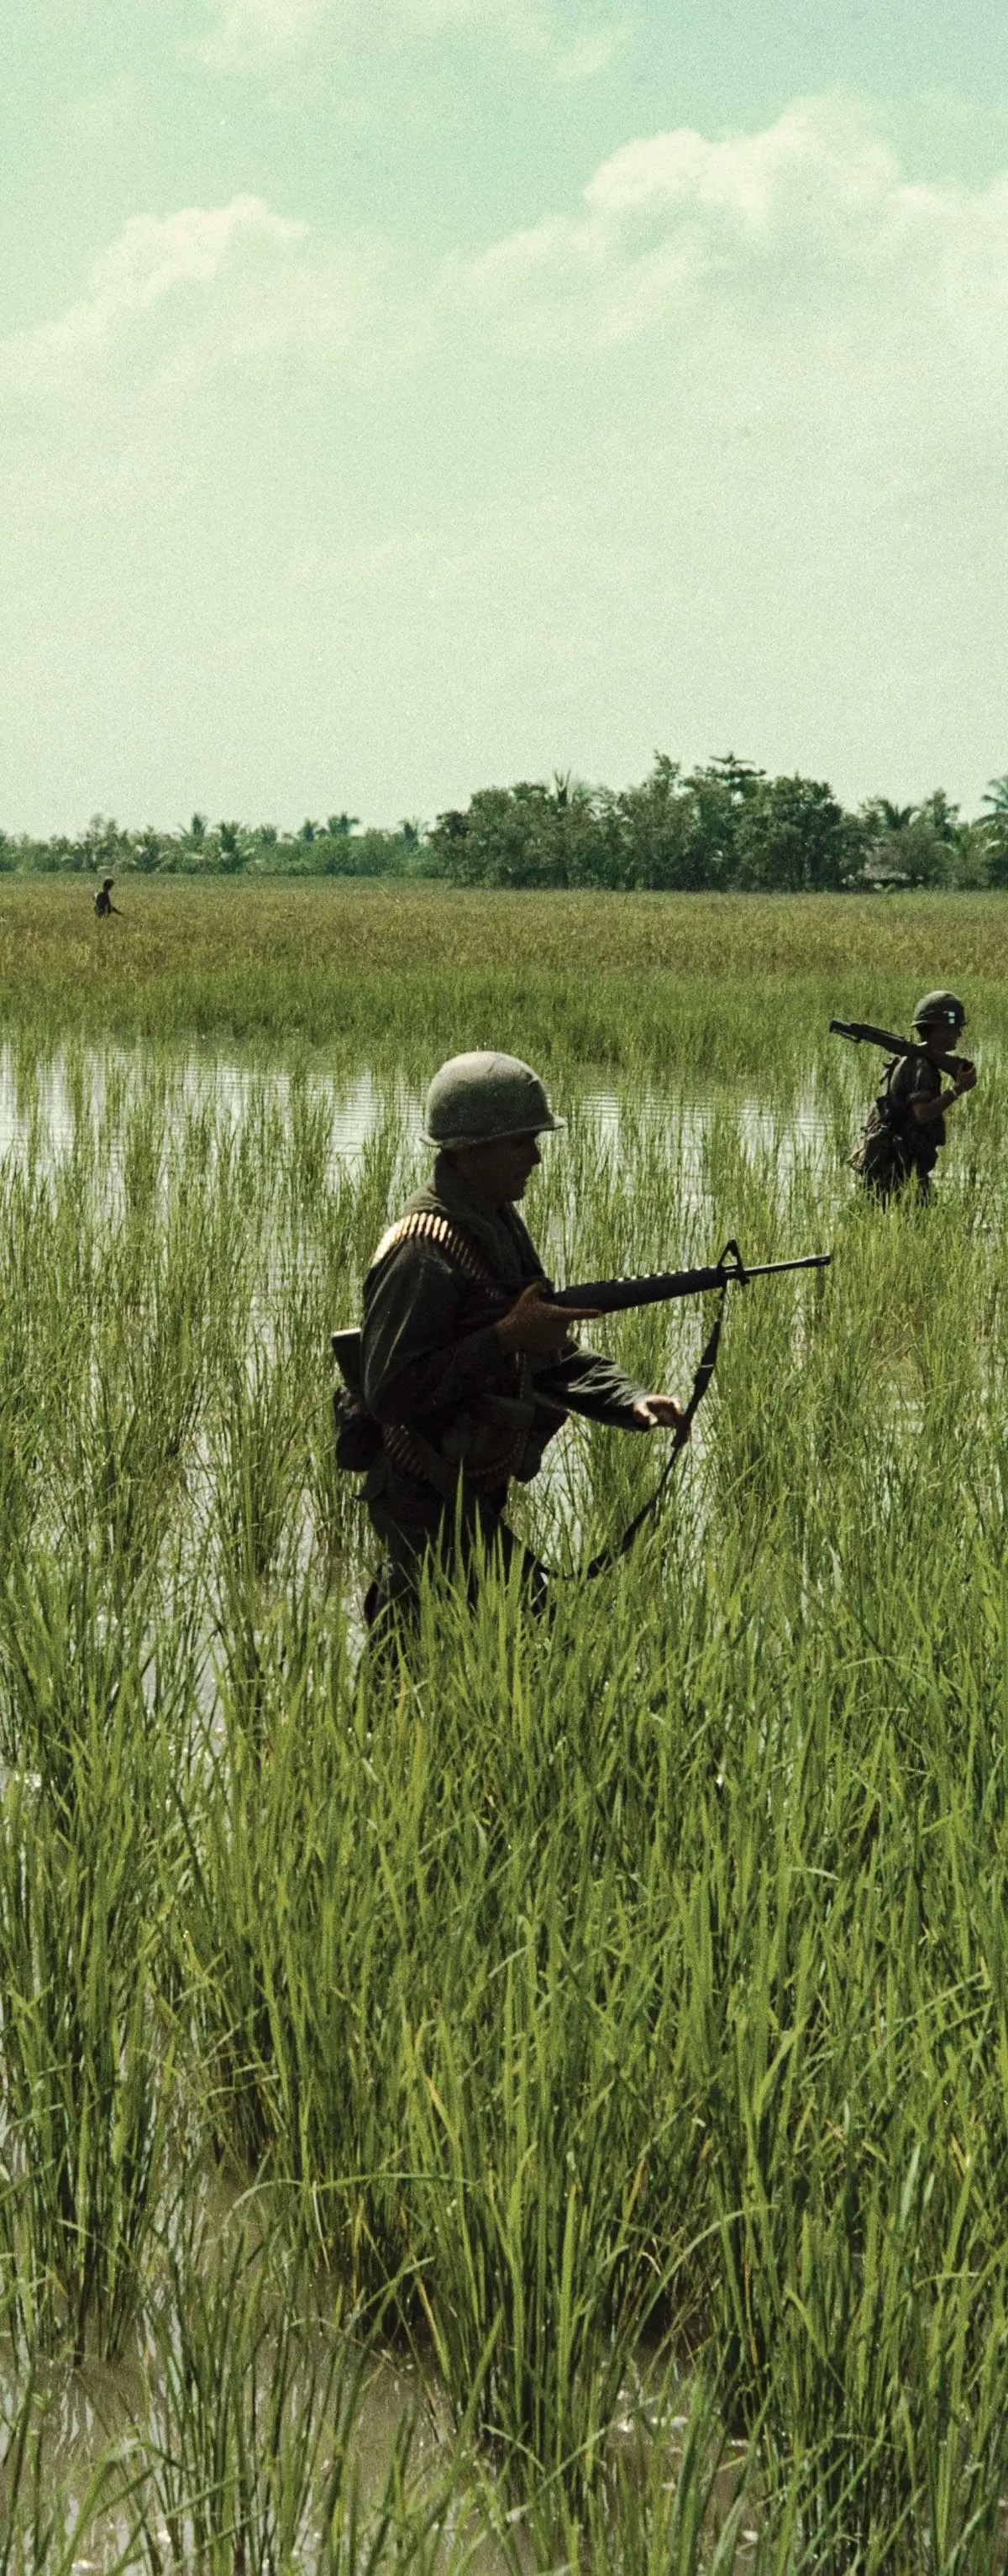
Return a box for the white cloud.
[5,100,1008,820]
[3,101,1007,590]
[8,100,1008,418]
[0,196,422,422]
[197,0,627,73]
[0,199,309,391]
[452,94,1008,368]
[255,95,1008,800]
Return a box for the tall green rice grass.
[1,876,1005,1085]
[0,898,1006,2564]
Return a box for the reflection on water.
[0,1041,834,1187]
[0,1047,396,1170]
[0,1036,838,1592]
[4,2344,763,2576]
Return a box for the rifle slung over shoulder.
[829,1019,971,1077]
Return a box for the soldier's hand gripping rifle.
[334,1241,830,1380]
[829,1019,974,1079]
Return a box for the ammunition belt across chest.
[373,1209,532,1492]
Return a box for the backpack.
[849,1056,928,1187]
[849,1101,910,1186]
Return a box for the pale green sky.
[3,0,1008,832]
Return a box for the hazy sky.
[3,0,1008,832]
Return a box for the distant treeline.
[8,758,1008,892]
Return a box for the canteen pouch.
[332,1330,384,1473]
[850,1064,920,1187]
[849,1107,906,1186]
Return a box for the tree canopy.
[3,759,1005,889]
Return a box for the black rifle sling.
[575,1258,728,1582]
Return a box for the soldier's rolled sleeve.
[361,1246,512,1423]
[539,1347,650,1429]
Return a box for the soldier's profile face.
[495,1133,542,1199]
[453,1131,543,1204]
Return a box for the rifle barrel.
[730,1254,832,1280]
[552,1251,830,1316]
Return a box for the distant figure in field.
[94,877,123,918]
[851,991,977,1200]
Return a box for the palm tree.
[981,778,1008,887]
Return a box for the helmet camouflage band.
[423,1052,565,1150]
[911,990,966,1031]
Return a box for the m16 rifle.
[546,1241,830,1315]
[829,1019,973,1078]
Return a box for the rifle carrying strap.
[576,1274,726,1580]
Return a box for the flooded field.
[1,886,1007,2570]
[0,1041,838,1183]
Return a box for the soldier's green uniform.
[356,1056,650,1626]
[851,990,971,1200]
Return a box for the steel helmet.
[911,990,966,1031]
[423,1052,565,1150]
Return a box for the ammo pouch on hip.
[331,1329,463,1501]
[332,1330,384,1472]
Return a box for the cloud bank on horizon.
[3,84,1006,828]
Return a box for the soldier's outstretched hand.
[496,1282,599,1354]
[954,1061,978,1092]
[633,1394,685,1428]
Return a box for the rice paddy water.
[1,884,1007,2570]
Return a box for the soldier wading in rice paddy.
[333,1052,685,1631]
[849,991,978,1202]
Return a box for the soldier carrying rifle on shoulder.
[841,991,978,1202]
